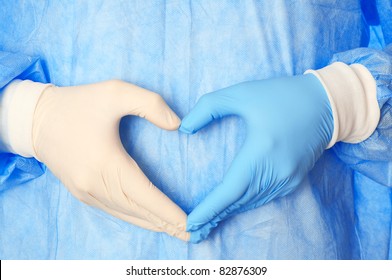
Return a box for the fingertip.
[179,111,206,134]
[165,111,181,131]
[186,208,220,232]
[189,231,204,244]
[134,91,181,131]
[179,123,196,134]
[188,222,219,243]
[184,231,191,242]
[155,101,182,130]
[172,231,191,242]
[186,222,199,232]
[187,212,208,231]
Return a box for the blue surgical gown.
[0,0,391,259]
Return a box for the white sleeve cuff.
[0,80,52,158]
[305,62,379,148]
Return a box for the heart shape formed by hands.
[26,74,332,244]
[2,61,378,244]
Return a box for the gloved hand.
[180,62,379,243]
[0,79,189,241]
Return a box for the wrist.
[0,80,52,157]
[305,62,379,148]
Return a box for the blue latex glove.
[180,74,334,243]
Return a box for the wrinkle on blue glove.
[181,74,334,243]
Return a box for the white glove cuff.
[305,62,379,148]
[0,80,52,157]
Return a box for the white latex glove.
[0,79,189,241]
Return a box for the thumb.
[180,87,238,134]
[110,80,181,130]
